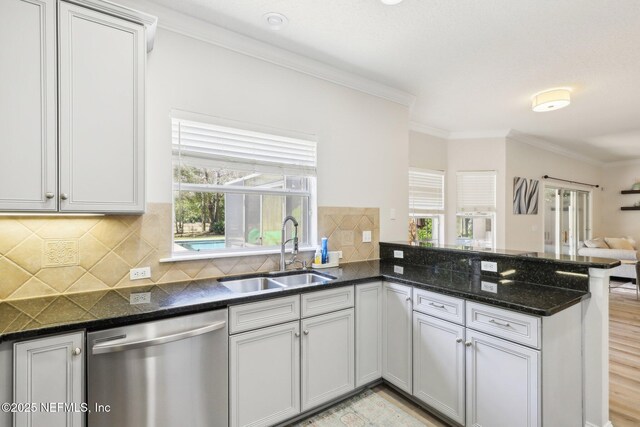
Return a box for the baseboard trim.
[585,421,613,427]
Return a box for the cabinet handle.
[45,192,55,199]
[456,338,463,343]
[295,332,300,337]
[303,330,309,335]
[429,302,446,309]
[406,297,411,302]
[60,193,69,200]
[489,318,511,328]
[465,341,472,347]
[72,347,82,356]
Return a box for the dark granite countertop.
[0,260,590,343]
[381,241,621,269]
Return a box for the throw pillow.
[584,238,609,249]
[604,237,635,251]
[625,236,638,249]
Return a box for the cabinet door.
[230,321,300,427]
[14,332,84,427]
[413,312,465,425]
[58,2,145,213]
[382,282,412,393]
[466,329,540,427]
[301,308,355,411]
[0,0,57,211]
[355,281,382,387]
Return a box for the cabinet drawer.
[301,286,354,318]
[413,288,465,325]
[229,295,300,334]
[466,302,540,349]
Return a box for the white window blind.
[409,168,444,214]
[172,119,317,175]
[456,171,496,212]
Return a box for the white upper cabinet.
[58,2,145,213]
[0,0,154,213]
[0,0,57,211]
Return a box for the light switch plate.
[362,230,372,243]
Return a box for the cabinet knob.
[45,192,55,199]
[303,330,309,335]
[60,193,69,200]
[295,332,300,338]
[72,347,82,356]
[456,338,463,343]
[464,341,472,347]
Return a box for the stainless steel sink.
[269,273,334,287]
[221,277,284,294]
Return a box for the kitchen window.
[456,171,496,249]
[409,168,444,244]
[171,115,317,259]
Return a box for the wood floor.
[609,284,640,426]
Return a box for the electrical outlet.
[394,250,404,259]
[130,267,151,280]
[481,281,498,293]
[394,265,404,274]
[130,292,151,305]
[337,251,343,259]
[481,261,498,272]
[362,230,372,243]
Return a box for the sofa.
[578,237,639,281]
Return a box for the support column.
[584,267,612,427]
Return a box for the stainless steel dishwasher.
[87,310,228,427]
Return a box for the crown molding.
[506,130,604,167]
[114,0,415,107]
[409,121,450,139]
[65,0,157,51]
[448,129,512,140]
[602,157,640,168]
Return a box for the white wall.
[600,161,640,243]
[144,28,409,242]
[446,138,507,248]
[409,131,447,171]
[505,138,603,252]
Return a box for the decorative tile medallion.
[43,239,79,267]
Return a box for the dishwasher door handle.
[92,320,226,355]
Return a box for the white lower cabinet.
[382,282,412,393]
[13,331,84,427]
[355,281,383,386]
[301,308,355,411]
[229,321,301,427]
[465,329,540,427]
[413,312,465,425]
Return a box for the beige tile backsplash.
[0,204,379,301]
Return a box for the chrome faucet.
[280,216,299,271]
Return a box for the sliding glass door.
[544,187,591,255]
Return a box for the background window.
[409,168,444,244]
[172,118,317,256]
[456,171,496,248]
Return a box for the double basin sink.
[220,271,336,294]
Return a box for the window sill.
[159,246,316,263]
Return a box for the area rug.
[293,389,427,426]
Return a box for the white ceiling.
[144,0,640,163]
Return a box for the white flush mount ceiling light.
[531,88,571,112]
[381,0,404,4]
[263,12,288,30]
